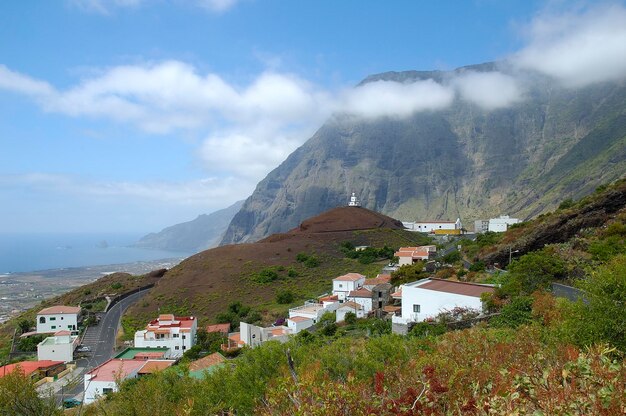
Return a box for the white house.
[37,330,79,362]
[336,301,365,322]
[319,295,341,311]
[348,192,361,207]
[395,247,432,266]
[346,288,373,313]
[84,358,175,404]
[474,215,521,233]
[289,302,327,322]
[332,273,366,301]
[36,306,80,334]
[134,314,197,358]
[392,278,495,334]
[286,316,314,334]
[238,322,292,348]
[411,219,462,233]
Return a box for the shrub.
[434,268,454,279]
[391,262,428,286]
[287,268,298,277]
[491,296,533,328]
[442,251,461,263]
[275,289,294,304]
[111,282,123,290]
[254,268,279,283]
[344,312,357,325]
[303,256,320,268]
[558,198,575,210]
[469,261,485,272]
[501,251,566,296]
[410,322,447,338]
[296,253,309,262]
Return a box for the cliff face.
[221,65,626,245]
[135,200,244,252]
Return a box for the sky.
[1,0,626,234]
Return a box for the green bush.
[442,251,461,263]
[253,268,279,283]
[491,296,533,328]
[296,253,309,262]
[344,311,357,325]
[111,282,123,290]
[500,250,566,296]
[469,260,485,272]
[275,289,295,304]
[303,256,320,268]
[287,268,299,277]
[409,322,447,338]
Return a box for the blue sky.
[1,0,625,234]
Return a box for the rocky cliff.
[221,64,626,244]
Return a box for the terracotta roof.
[189,353,226,372]
[383,305,402,313]
[417,279,495,297]
[137,360,175,374]
[333,273,365,282]
[206,323,230,334]
[0,360,64,378]
[87,359,145,382]
[348,288,372,298]
[271,328,290,336]
[395,248,430,258]
[134,352,166,360]
[147,316,196,330]
[54,330,71,336]
[288,316,313,323]
[338,301,363,311]
[38,306,80,315]
[391,288,402,299]
[364,274,391,285]
[319,294,339,302]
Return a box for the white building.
[239,322,292,347]
[289,302,327,322]
[348,192,361,207]
[474,215,521,233]
[332,273,366,301]
[404,219,462,233]
[36,306,81,334]
[346,288,373,313]
[37,330,79,362]
[336,302,365,322]
[286,316,314,334]
[134,314,197,358]
[84,358,174,404]
[394,247,432,266]
[392,279,495,333]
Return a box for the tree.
[501,251,566,296]
[391,262,428,286]
[275,289,295,304]
[344,312,357,325]
[0,369,60,415]
[17,319,33,334]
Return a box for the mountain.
[221,63,626,245]
[135,200,244,253]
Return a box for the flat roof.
[115,347,169,360]
[87,359,145,382]
[0,360,64,378]
[38,306,80,315]
[333,273,365,282]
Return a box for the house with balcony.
[336,301,365,322]
[391,278,495,334]
[36,306,81,334]
[134,314,197,358]
[395,247,434,266]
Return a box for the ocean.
[0,232,192,273]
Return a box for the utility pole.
[509,247,519,266]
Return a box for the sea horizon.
[0,232,192,274]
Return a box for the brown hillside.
[124,207,425,330]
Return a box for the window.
[413,304,421,313]
[61,317,64,320]
[182,346,186,350]
[182,335,186,340]
[339,284,343,288]
[50,317,56,321]
[39,317,46,324]
[51,325,56,329]
[173,334,179,338]
[175,346,180,350]
[102,388,113,395]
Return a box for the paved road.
[60,289,150,400]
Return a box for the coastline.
[0,256,187,323]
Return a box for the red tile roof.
[54,330,71,336]
[38,306,80,315]
[319,294,339,302]
[137,360,175,374]
[417,279,495,297]
[391,288,402,299]
[395,248,430,258]
[0,360,64,378]
[333,273,365,282]
[147,316,196,330]
[364,274,391,285]
[87,359,145,382]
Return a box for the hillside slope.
[124,207,424,326]
[221,63,626,244]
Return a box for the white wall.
[287,318,314,334]
[332,279,363,300]
[346,297,373,313]
[37,336,77,362]
[134,320,196,358]
[336,307,365,322]
[400,284,483,323]
[37,313,78,333]
[414,222,457,232]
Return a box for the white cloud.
[0,65,55,97]
[453,71,522,110]
[339,79,455,119]
[514,4,626,87]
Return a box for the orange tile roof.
[134,352,166,360]
[38,306,80,315]
[54,330,71,336]
[364,274,392,285]
[271,328,290,336]
[383,305,402,313]
[147,316,196,330]
[189,353,226,372]
[333,273,365,282]
[395,248,430,259]
[338,301,363,311]
[348,288,372,298]
[319,295,339,302]
[138,360,174,374]
[206,323,230,334]
[288,316,312,323]
[0,360,64,378]
[391,288,402,298]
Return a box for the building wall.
[134,319,196,358]
[287,319,313,334]
[37,338,76,362]
[37,313,78,333]
[332,279,363,300]
[400,285,483,323]
[336,307,364,322]
[346,296,373,313]
[413,222,457,232]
